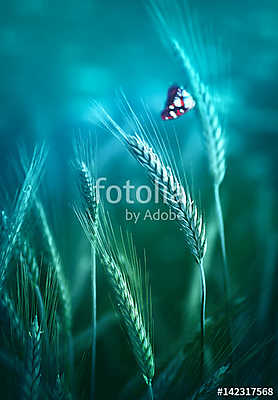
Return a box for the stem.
[147,383,154,400]
[199,259,206,380]
[214,183,230,302]
[91,245,96,400]
[214,183,233,355]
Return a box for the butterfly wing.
[161,85,195,120]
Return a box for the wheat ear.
[147,0,230,310]
[76,207,155,391]
[35,200,71,335]
[22,316,41,400]
[170,17,232,364]
[172,40,226,186]
[34,199,73,376]
[173,41,229,294]
[0,144,47,291]
[98,104,206,376]
[74,134,99,400]
[99,219,155,390]
[128,135,206,263]
[18,239,50,351]
[128,135,206,377]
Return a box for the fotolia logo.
[95,177,185,223]
[95,177,168,204]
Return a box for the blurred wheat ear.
[0,144,47,291]
[147,0,231,347]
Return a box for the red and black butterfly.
[161,85,196,120]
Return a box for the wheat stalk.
[22,316,41,400]
[73,133,99,399]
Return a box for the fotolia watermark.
[125,208,183,224]
[95,177,186,223]
[95,177,182,205]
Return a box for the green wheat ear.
[76,205,155,393]
[98,99,207,377]
[73,131,99,239]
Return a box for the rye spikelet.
[22,316,41,400]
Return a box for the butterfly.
[161,85,196,120]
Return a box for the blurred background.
[0,0,278,398]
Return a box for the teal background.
[0,0,278,399]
